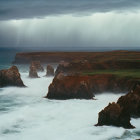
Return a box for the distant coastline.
[1,46,140,53]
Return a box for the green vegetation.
[119,59,140,62]
[83,69,140,78]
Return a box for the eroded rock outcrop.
[13,51,140,72]
[0,66,25,87]
[45,74,94,99]
[89,74,137,94]
[55,60,90,76]
[96,84,140,128]
[95,102,134,129]
[31,61,44,72]
[29,65,39,78]
[46,65,54,76]
[117,84,140,117]
[45,73,140,100]
[55,59,140,76]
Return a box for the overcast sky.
[0,0,140,49]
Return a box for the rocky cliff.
[45,73,93,99]
[0,66,25,87]
[46,73,140,99]
[96,84,140,128]
[13,51,140,65]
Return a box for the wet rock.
[95,83,140,129]
[46,65,54,76]
[0,66,25,87]
[45,72,140,100]
[117,84,140,117]
[55,61,70,76]
[55,59,140,76]
[95,102,135,129]
[45,75,94,100]
[29,65,39,78]
[31,61,44,72]
[55,72,65,80]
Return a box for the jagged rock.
[55,59,140,76]
[31,61,44,72]
[45,72,140,100]
[55,72,65,80]
[95,83,140,129]
[0,66,25,87]
[117,84,140,117]
[95,102,135,129]
[45,75,94,100]
[29,65,39,78]
[46,65,54,76]
[55,61,70,76]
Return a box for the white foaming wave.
[0,71,139,140]
[1,71,53,97]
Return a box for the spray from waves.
[0,71,140,140]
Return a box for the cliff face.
[89,74,137,94]
[45,74,139,99]
[46,74,93,100]
[13,52,95,64]
[13,51,140,65]
[55,60,140,75]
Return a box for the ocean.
[0,48,140,140]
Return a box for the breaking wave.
[0,71,140,140]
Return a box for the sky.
[0,0,140,50]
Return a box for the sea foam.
[0,71,140,140]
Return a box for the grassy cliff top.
[83,69,140,79]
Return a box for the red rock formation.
[46,65,54,76]
[29,65,39,78]
[45,74,94,99]
[55,61,92,76]
[55,60,140,76]
[117,84,140,117]
[31,61,44,72]
[45,73,140,100]
[13,51,140,68]
[96,83,140,129]
[89,74,136,94]
[95,102,134,129]
[0,66,25,87]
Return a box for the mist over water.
[0,69,140,140]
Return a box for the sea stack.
[117,84,140,117]
[95,102,134,129]
[0,66,25,87]
[95,83,140,128]
[46,64,54,76]
[29,64,39,78]
[31,61,44,72]
[45,73,94,100]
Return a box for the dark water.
[0,48,18,69]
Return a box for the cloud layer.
[0,12,140,48]
[0,0,140,20]
[0,0,140,48]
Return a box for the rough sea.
[0,48,140,140]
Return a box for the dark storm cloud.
[0,0,140,48]
[0,0,140,20]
